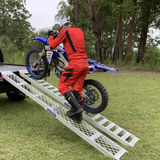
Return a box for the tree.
[112,0,135,64]
[112,14,123,63]
[55,0,160,66]
[0,0,32,50]
[56,0,113,63]
[125,0,137,65]
[137,0,160,63]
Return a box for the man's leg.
[58,64,83,122]
[69,65,89,123]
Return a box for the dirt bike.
[25,32,119,114]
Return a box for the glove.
[48,30,58,38]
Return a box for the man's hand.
[48,30,58,38]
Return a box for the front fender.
[32,37,48,45]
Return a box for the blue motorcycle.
[25,34,119,114]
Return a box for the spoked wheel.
[82,79,108,114]
[25,48,48,80]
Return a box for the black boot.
[69,100,84,124]
[78,100,84,109]
[69,112,83,124]
[64,91,83,117]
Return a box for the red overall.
[49,27,89,101]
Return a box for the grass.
[0,70,160,160]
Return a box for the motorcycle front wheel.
[82,79,108,114]
[25,48,48,80]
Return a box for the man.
[49,18,89,124]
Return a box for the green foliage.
[113,0,135,17]
[55,0,116,60]
[144,46,160,71]
[0,0,32,50]
[52,24,60,31]
[0,0,160,70]
[0,35,19,54]
[22,29,49,53]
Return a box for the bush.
[0,35,19,54]
[144,46,160,71]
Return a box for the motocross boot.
[78,100,84,109]
[69,100,84,124]
[64,91,83,117]
[69,112,83,124]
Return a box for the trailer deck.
[0,64,27,72]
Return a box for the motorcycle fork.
[58,53,68,68]
[33,49,45,67]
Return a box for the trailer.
[0,64,29,101]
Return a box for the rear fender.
[94,63,119,72]
[88,58,119,72]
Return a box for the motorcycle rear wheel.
[83,79,108,114]
[25,48,48,80]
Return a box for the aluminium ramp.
[19,70,139,147]
[83,114,139,147]
[1,71,127,160]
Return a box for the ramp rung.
[41,82,49,86]
[18,82,27,86]
[98,119,108,125]
[49,88,59,92]
[34,93,43,98]
[129,137,139,146]
[92,114,101,120]
[45,86,53,89]
[36,80,45,83]
[55,92,62,96]
[121,132,131,140]
[113,128,123,135]
[36,81,46,84]
[106,123,115,130]
[53,89,59,92]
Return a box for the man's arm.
[49,30,66,50]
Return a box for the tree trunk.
[137,3,151,63]
[112,15,122,64]
[125,0,137,65]
[75,0,79,27]
[95,34,104,63]
[119,21,123,61]
[89,0,104,63]
[137,29,148,63]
